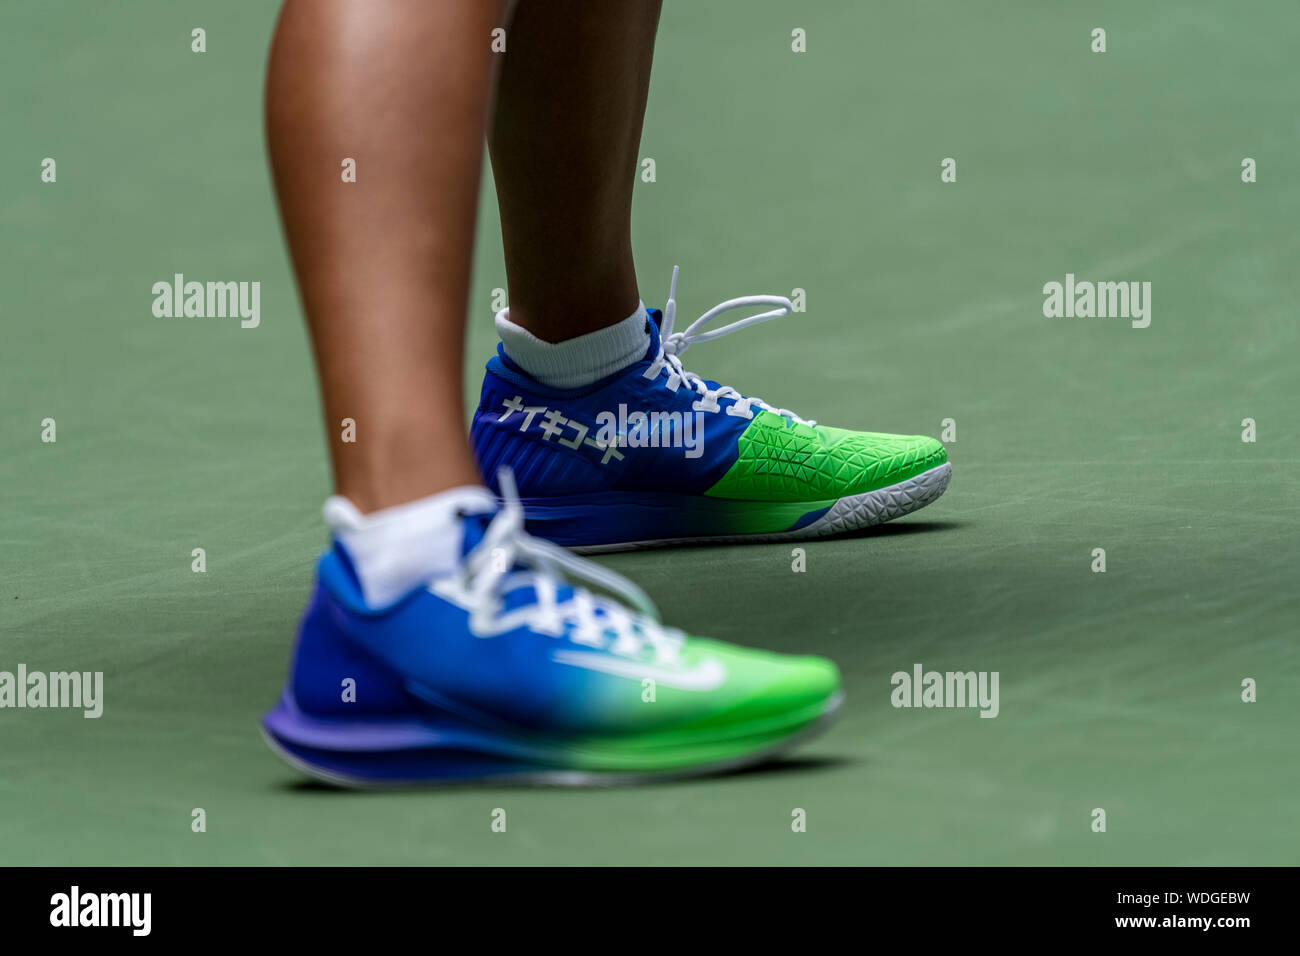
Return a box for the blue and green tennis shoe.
[472,267,951,551]
[262,474,841,785]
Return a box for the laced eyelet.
[639,266,812,426]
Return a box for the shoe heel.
[284,579,413,719]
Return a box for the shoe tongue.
[644,308,663,359]
[458,510,493,559]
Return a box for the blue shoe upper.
[282,497,749,736]
[294,541,603,732]
[472,311,752,498]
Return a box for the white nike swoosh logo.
[551,650,728,692]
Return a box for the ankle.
[333,458,483,515]
[496,302,650,388]
[325,485,497,607]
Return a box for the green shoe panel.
[558,638,841,771]
[706,411,948,502]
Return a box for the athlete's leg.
[260,0,840,787]
[489,0,662,342]
[472,1,949,550]
[266,0,509,512]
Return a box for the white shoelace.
[432,470,685,665]
[642,266,815,425]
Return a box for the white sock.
[323,486,497,608]
[495,302,651,388]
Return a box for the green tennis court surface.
[2,0,1297,864]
